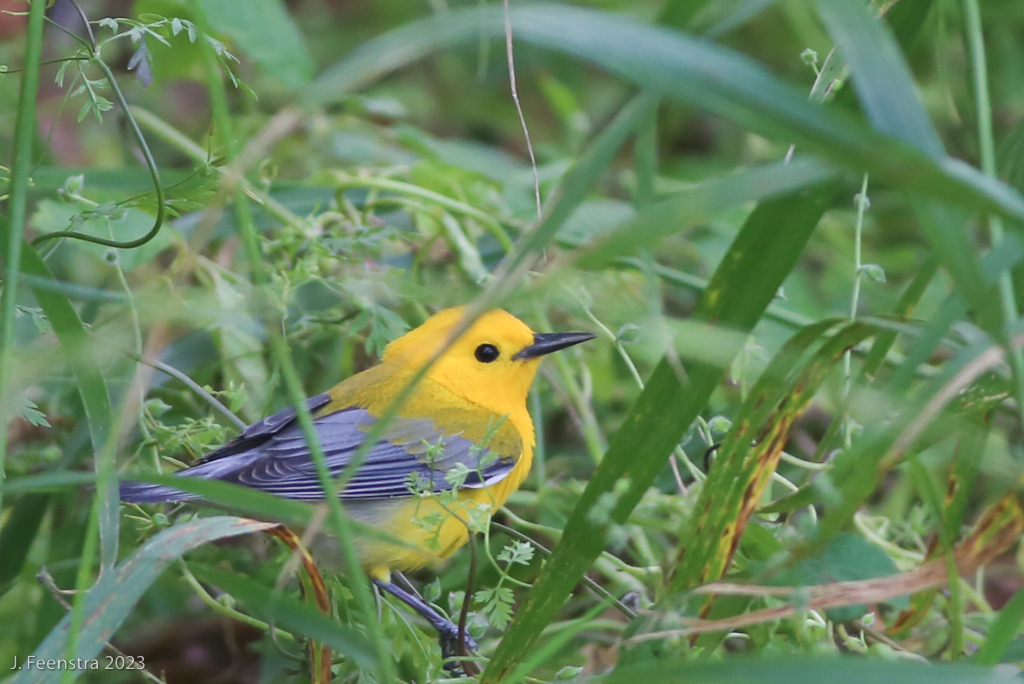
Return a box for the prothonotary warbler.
[120,306,595,661]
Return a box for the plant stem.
[0,0,46,542]
[962,0,1024,660]
[962,0,1024,434]
[191,4,394,680]
[843,173,869,449]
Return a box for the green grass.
[3,0,1024,682]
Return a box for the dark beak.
[513,332,597,360]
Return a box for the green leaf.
[0,233,115,569]
[976,589,1024,665]
[10,517,274,684]
[188,563,376,668]
[814,0,1004,338]
[669,320,878,593]
[0,494,49,594]
[769,532,902,622]
[30,200,174,273]
[307,4,1024,223]
[199,0,314,89]
[815,0,943,157]
[601,657,1016,684]
[481,182,840,682]
[577,157,840,266]
[0,472,99,493]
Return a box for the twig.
[491,521,637,619]
[266,526,334,684]
[503,0,542,220]
[126,350,247,431]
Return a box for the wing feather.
[120,398,520,504]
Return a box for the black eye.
[475,344,500,363]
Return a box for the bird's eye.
[475,343,500,363]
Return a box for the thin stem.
[778,450,832,471]
[490,521,637,619]
[963,0,1024,435]
[126,351,247,431]
[457,532,480,675]
[178,561,287,637]
[0,0,46,546]
[503,0,542,220]
[581,303,690,493]
[129,105,302,229]
[843,173,869,449]
[68,0,97,52]
[32,57,166,249]
[190,4,394,679]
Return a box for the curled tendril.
[30,1,166,251]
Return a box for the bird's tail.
[119,480,199,504]
[119,452,260,504]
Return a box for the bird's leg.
[373,578,478,672]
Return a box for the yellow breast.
[320,363,536,578]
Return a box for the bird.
[120,306,595,664]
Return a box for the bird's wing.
[120,396,521,503]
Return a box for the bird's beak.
[513,332,597,360]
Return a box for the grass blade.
[307,4,1024,222]
[11,517,274,684]
[481,182,840,682]
[189,563,376,668]
[0,0,47,531]
[601,656,1015,684]
[578,157,840,266]
[815,0,943,157]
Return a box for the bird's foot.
[437,622,478,674]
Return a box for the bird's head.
[382,307,595,416]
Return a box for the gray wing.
[120,396,517,504]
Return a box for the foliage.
[2,0,1024,682]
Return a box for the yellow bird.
[120,307,594,660]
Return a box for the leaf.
[202,269,269,423]
[481,182,840,683]
[0,472,99,493]
[29,200,174,273]
[307,4,1024,224]
[127,38,154,87]
[15,396,49,427]
[815,0,1005,338]
[199,0,314,89]
[188,563,376,668]
[0,226,115,568]
[10,517,275,684]
[770,532,902,622]
[0,493,49,594]
[815,0,943,157]
[577,157,840,266]
[669,320,878,594]
[600,657,1017,684]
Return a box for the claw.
[438,621,478,672]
